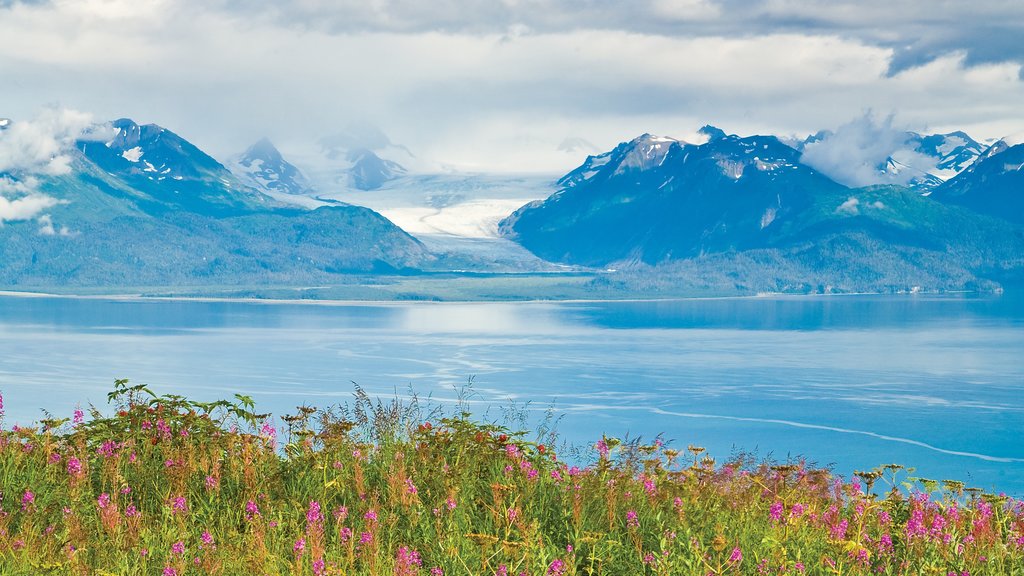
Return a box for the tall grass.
[0,379,1022,575]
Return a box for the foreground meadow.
[1,381,1022,575]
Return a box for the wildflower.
[171,496,188,514]
[97,440,118,458]
[307,500,324,526]
[769,500,784,524]
[642,552,656,565]
[507,507,519,522]
[405,478,418,494]
[201,531,214,546]
[358,532,372,545]
[312,558,326,575]
[643,475,656,496]
[339,527,353,542]
[334,506,349,521]
[596,438,609,458]
[163,568,177,576]
[73,408,84,426]
[496,565,509,576]
[364,509,378,523]
[293,538,306,554]
[728,547,743,564]
[547,558,567,576]
[794,562,805,572]
[260,421,277,448]
[97,493,111,509]
[205,476,217,489]
[626,509,639,528]
[21,490,34,509]
[830,519,849,540]
[244,500,260,520]
[67,457,83,476]
[171,541,185,555]
[49,452,61,464]
[430,568,444,576]
[125,505,140,518]
[790,502,806,518]
[446,497,457,511]
[156,419,171,439]
[395,546,423,576]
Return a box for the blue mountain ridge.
[501,129,1024,293]
[0,118,432,287]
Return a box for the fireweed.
[0,380,1022,575]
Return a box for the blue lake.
[1,293,1023,494]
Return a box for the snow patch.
[121,147,143,162]
[717,158,744,179]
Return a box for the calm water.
[2,294,1023,493]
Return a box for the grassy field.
[1,380,1022,575]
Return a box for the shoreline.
[0,288,987,307]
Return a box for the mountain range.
[1,115,1021,295]
[501,127,1024,293]
[0,118,430,287]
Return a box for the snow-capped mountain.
[0,116,433,286]
[292,123,427,191]
[344,148,407,191]
[0,118,10,131]
[882,131,985,190]
[76,118,275,215]
[502,129,847,266]
[500,128,1023,292]
[230,138,315,196]
[930,137,1024,224]
[798,129,984,191]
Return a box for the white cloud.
[0,107,97,175]
[835,197,859,215]
[0,2,1021,172]
[0,182,61,223]
[801,112,941,187]
[0,107,95,225]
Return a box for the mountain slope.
[75,118,275,216]
[230,138,315,196]
[502,132,1024,292]
[0,118,433,287]
[502,132,846,266]
[929,139,1024,225]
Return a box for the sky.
[1,0,1024,173]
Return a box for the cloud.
[0,107,98,175]
[0,178,61,223]
[0,107,97,225]
[835,197,859,215]
[800,112,940,187]
[0,1,1021,172]
[36,213,73,235]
